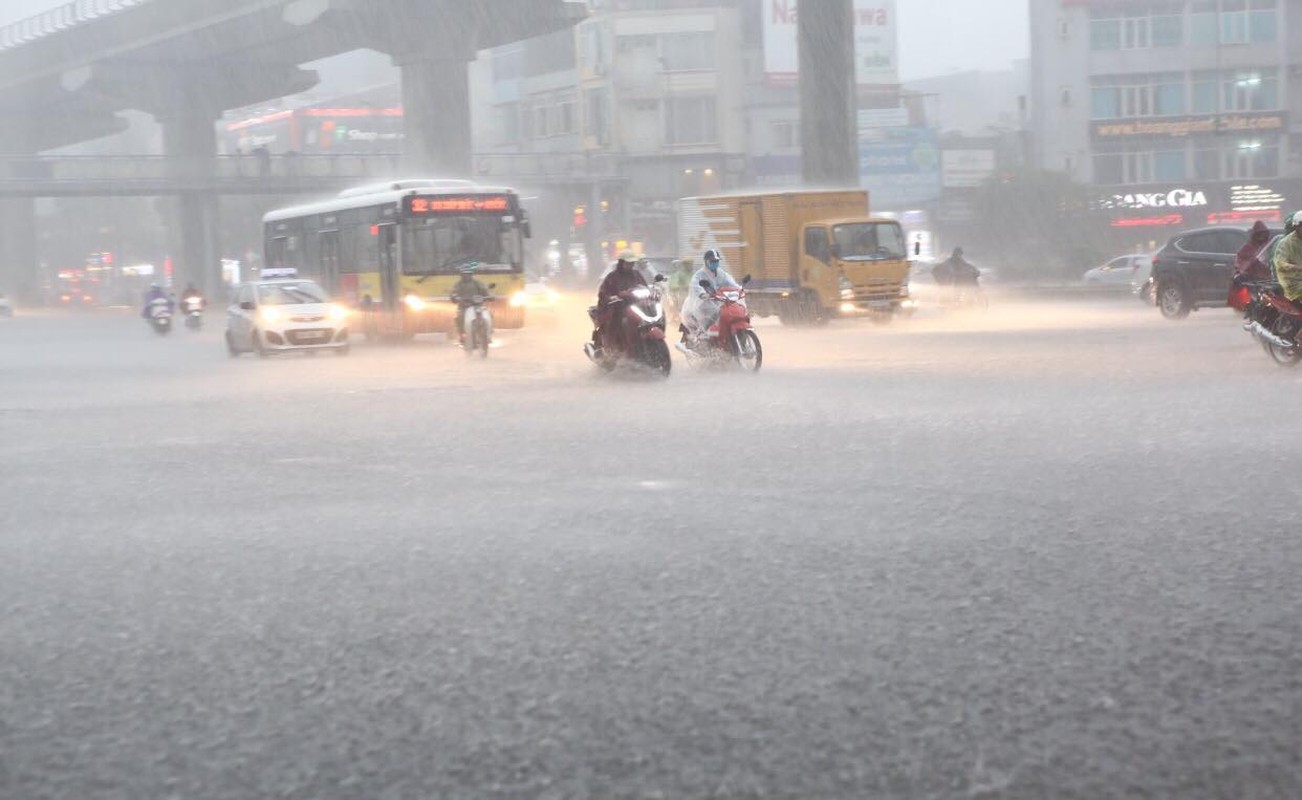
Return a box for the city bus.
[262,179,532,337]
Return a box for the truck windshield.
[833,222,906,261]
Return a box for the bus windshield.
[833,222,907,261]
[402,216,518,275]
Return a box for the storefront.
[1095,179,1302,252]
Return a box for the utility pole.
[799,0,857,186]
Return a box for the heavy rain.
[2,1,1301,798]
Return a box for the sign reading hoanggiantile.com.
[1091,112,1288,140]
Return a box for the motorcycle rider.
[680,248,740,344]
[594,249,648,353]
[140,283,173,320]
[931,247,980,303]
[448,262,491,344]
[1272,210,1302,302]
[180,282,206,311]
[1233,220,1274,282]
[1266,211,1299,280]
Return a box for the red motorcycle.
[1228,278,1302,367]
[678,276,762,373]
[583,283,672,377]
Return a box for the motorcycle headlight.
[403,295,426,312]
[509,291,528,308]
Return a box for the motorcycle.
[459,294,493,358]
[678,276,762,373]
[583,278,672,377]
[182,296,204,330]
[1229,277,1302,367]
[146,298,173,336]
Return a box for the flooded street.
[4,298,1301,798]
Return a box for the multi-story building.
[1030,0,1300,245]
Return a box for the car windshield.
[833,222,907,260]
[256,282,327,305]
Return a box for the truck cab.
[799,218,911,318]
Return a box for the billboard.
[859,126,941,209]
[763,0,898,86]
[941,150,997,188]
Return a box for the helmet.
[617,248,637,263]
[1287,212,1302,236]
[952,247,964,258]
[149,283,161,290]
[703,248,721,272]
[459,261,478,275]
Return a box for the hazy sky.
[0,0,1031,80]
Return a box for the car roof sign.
[260,268,298,279]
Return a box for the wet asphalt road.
[2,295,1301,799]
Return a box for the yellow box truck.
[677,189,912,323]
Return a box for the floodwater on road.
[3,294,1300,799]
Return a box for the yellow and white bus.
[262,179,532,337]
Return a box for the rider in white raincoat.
[679,249,740,343]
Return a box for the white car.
[1083,254,1151,288]
[226,278,350,357]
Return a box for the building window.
[495,103,519,145]
[1191,0,1275,45]
[1225,140,1279,179]
[1222,70,1278,111]
[1154,150,1186,180]
[666,96,717,145]
[1191,1,1218,45]
[1192,74,1219,113]
[1091,5,1183,50]
[1194,148,1221,180]
[1151,14,1183,46]
[1094,146,1188,183]
[585,88,610,146]
[660,32,714,71]
[771,120,798,149]
[1090,18,1121,50]
[1091,74,1184,119]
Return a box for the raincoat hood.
[1250,220,1271,243]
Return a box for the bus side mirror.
[742,275,752,285]
[239,301,254,311]
[830,244,842,259]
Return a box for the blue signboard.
[859,126,941,209]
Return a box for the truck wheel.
[1157,280,1191,320]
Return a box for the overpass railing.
[0,152,626,195]
[0,0,153,51]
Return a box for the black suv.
[1151,225,1279,320]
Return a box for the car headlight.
[403,295,426,312]
[329,304,349,321]
[260,307,280,323]
[509,291,528,308]
[546,290,560,304]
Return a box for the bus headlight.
[403,295,426,312]
[509,291,528,308]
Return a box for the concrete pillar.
[0,198,38,303]
[160,103,221,295]
[799,0,857,186]
[400,56,472,177]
